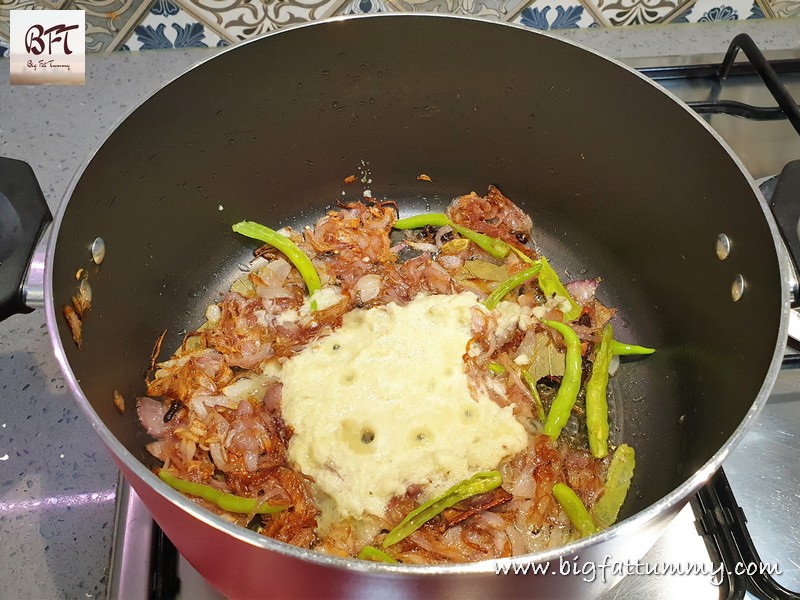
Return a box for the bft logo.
[9,10,85,85]
[25,23,80,56]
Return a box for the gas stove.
[106,37,800,600]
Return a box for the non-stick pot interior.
[52,15,782,520]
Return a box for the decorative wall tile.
[752,0,769,16]
[263,0,348,29]
[0,0,151,51]
[175,0,346,41]
[339,0,388,13]
[64,0,154,51]
[741,0,765,17]
[121,0,227,50]
[670,0,761,21]
[381,0,530,19]
[0,0,42,44]
[583,0,690,26]
[767,0,800,16]
[0,0,798,53]
[37,0,71,7]
[512,0,596,29]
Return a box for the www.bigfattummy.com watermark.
[9,10,85,85]
[495,555,782,585]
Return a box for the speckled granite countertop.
[0,19,798,599]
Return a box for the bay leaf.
[457,260,510,282]
[527,333,566,382]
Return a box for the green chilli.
[231,221,321,297]
[521,369,546,422]
[392,213,510,259]
[488,362,507,375]
[509,249,581,321]
[383,471,502,547]
[536,257,582,321]
[592,444,636,529]
[449,224,511,259]
[586,324,614,459]
[357,546,399,564]
[541,320,583,441]
[392,213,452,229]
[552,482,598,537]
[484,264,543,310]
[611,340,656,356]
[159,470,286,515]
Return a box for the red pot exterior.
[118,458,671,599]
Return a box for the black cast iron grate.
[639,33,800,135]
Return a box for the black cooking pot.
[0,14,793,599]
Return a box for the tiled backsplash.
[0,0,797,56]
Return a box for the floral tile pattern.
[0,0,151,52]
[66,0,152,52]
[176,0,348,41]
[769,0,800,16]
[122,0,227,51]
[0,0,797,53]
[670,0,764,22]
[339,0,388,13]
[0,0,41,44]
[512,0,597,29]
[592,0,686,26]
[384,0,530,19]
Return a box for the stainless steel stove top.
[107,47,800,600]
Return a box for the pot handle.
[770,160,800,282]
[0,157,52,322]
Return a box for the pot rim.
[43,12,791,575]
